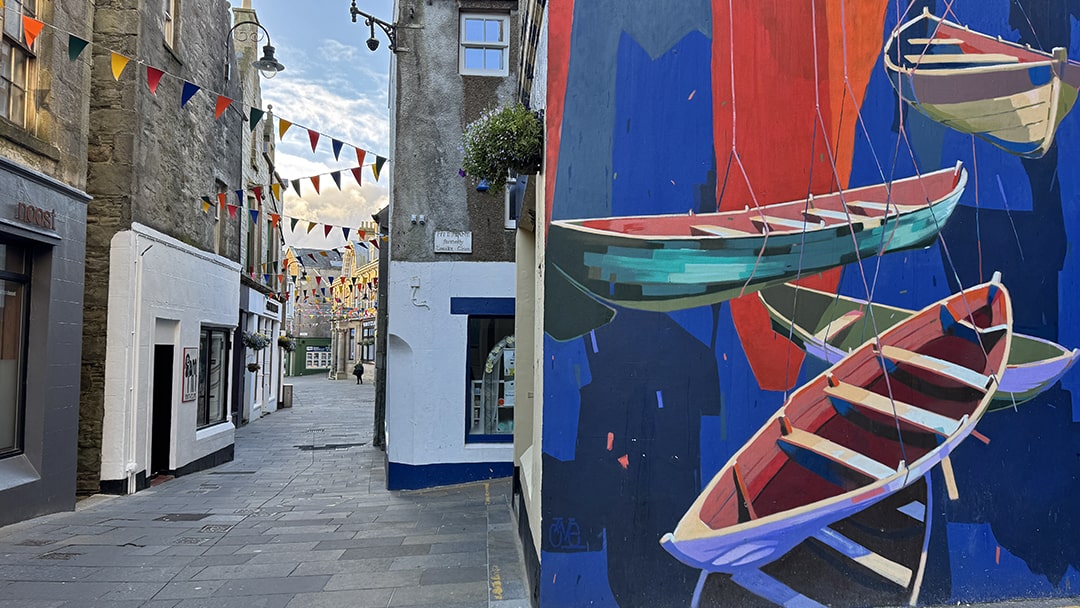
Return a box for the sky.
[229,0,395,251]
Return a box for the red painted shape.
[544,0,574,233]
[606,432,614,451]
[617,454,629,469]
[852,485,886,504]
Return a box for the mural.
[541,0,1080,606]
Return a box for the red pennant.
[147,66,165,94]
[324,224,334,237]
[217,192,227,209]
[269,213,280,227]
[214,95,233,120]
[355,148,367,168]
[22,17,44,49]
[351,167,363,187]
[308,129,320,153]
[227,204,238,219]
[252,186,263,202]
[358,230,367,240]
[310,175,320,194]
[370,239,379,250]
[315,276,322,286]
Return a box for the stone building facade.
[0,1,94,526]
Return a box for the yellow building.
[330,221,380,378]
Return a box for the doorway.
[151,344,173,477]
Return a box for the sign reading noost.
[434,231,472,253]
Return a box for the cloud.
[280,181,387,249]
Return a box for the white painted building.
[99,224,241,492]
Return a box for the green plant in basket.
[462,103,543,194]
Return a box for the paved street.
[0,375,529,608]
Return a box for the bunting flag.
[357,241,368,249]
[269,213,281,227]
[22,16,44,49]
[351,167,363,187]
[290,217,299,232]
[252,186,263,202]
[146,66,165,93]
[315,276,322,286]
[278,118,292,140]
[332,139,344,160]
[308,129,320,153]
[291,179,301,197]
[355,148,367,169]
[330,171,341,190]
[370,238,379,250]
[181,82,200,107]
[264,274,271,284]
[310,175,320,194]
[227,204,238,219]
[271,182,281,201]
[249,209,259,224]
[278,273,285,283]
[373,156,387,181]
[68,35,89,61]
[214,95,232,120]
[323,224,333,238]
[200,197,212,213]
[358,230,367,240]
[111,53,130,80]
[234,189,244,205]
[249,107,265,131]
[342,227,351,241]
[305,221,317,234]
[217,192,227,209]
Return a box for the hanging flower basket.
[461,103,543,195]
[246,362,261,372]
[242,331,271,350]
[278,335,296,352]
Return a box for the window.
[460,13,509,76]
[0,0,36,128]
[361,320,375,362]
[197,327,229,428]
[348,328,356,361]
[0,242,28,456]
[505,175,528,230]
[465,317,515,441]
[164,0,177,48]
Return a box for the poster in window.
[181,347,198,402]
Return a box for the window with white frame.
[0,0,36,128]
[459,13,509,76]
[164,0,178,49]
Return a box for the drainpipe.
[127,238,154,494]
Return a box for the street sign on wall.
[434,231,472,253]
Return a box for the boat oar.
[940,456,960,500]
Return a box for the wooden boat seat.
[846,201,918,215]
[905,53,1020,65]
[878,345,992,391]
[907,37,965,45]
[778,427,896,480]
[806,208,856,222]
[825,381,962,437]
[752,215,817,232]
[691,224,752,237]
[813,310,864,342]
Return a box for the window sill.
[0,119,60,162]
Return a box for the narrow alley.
[0,376,529,608]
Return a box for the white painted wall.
[100,223,241,488]
[385,260,516,468]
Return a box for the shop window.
[459,13,509,76]
[0,242,28,456]
[197,327,229,428]
[465,316,515,442]
[0,0,37,129]
[348,328,356,361]
[305,344,330,369]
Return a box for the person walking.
[353,361,364,384]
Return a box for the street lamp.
[349,0,398,53]
[228,20,286,79]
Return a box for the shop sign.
[15,202,56,230]
[265,299,280,314]
[181,347,198,402]
[434,231,472,253]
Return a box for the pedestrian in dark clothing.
[353,362,364,384]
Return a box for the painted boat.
[660,274,1011,574]
[547,164,966,313]
[884,8,1080,159]
[758,282,1079,410]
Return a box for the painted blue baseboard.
[386,458,514,490]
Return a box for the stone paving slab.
[0,375,531,608]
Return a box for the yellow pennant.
[278,118,292,140]
[111,53,130,80]
[271,182,282,201]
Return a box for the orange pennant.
[111,53,130,80]
[214,95,233,120]
[269,213,281,227]
[355,148,367,169]
[217,192,227,209]
[22,16,44,49]
[310,175,320,194]
[278,119,292,140]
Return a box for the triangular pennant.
[290,217,299,232]
[146,66,165,93]
[235,190,244,205]
[201,200,211,213]
[358,230,367,240]
[250,209,259,224]
[324,224,334,238]
[264,274,271,284]
[217,192,227,209]
[68,35,89,61]
[310,175,320,194]
[227,204,238,220]
[278,274,285,283]
[370,239,380,250]
[252,186,263,202]
[22,16,44,49]
[249,107,265,131]
[214,95,233,120]
[271,182,281,201]
[278,118,292,140]
[351,167,363,187]
[331,171,341,190]
[355,148,367,169]
[292,179,301,197]
[181,82,201,107]
[111,53,130,80]
[373,156,387,181]
[342,227,351,241]
[332,139,344,160]
[315,276,322,286]
[305,221,317,234]
[270,213,281,227]
[308,129,320,153]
